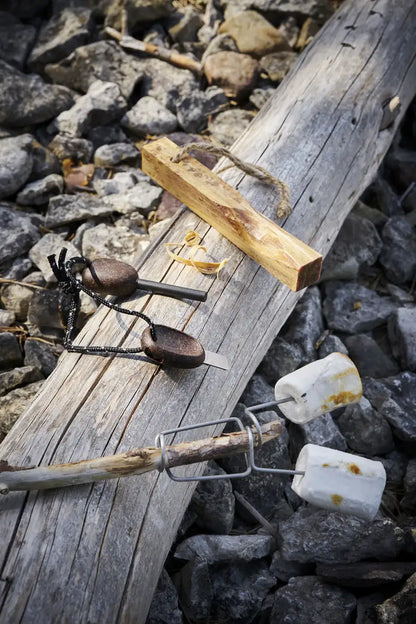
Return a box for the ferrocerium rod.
[136,278,207,302]
[0,420,282,494]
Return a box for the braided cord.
[61,255,156,355]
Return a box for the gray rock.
[322,281,397,333]
[279,508,405,564]
[189,461,235,534]
[316,561,416,588]
[388,307,416,371]
[174,533,274,623]
[179,90,227,135]
[318,334,348,358]
[17,174,64,207]
[87,124,128,151]
[0,380,44,435]
[197,0,222,44]
[28,8,93,71]
[219,10,291,57]
[45,194,113,228]
[241,375,275,406]
[1,282,34,321]
[1,1,49,20]
[386,147,416,193]
[366,174,401,216]
[28,290,62,330]
[29,140,61,182]
[0,60,74,127]
[93,171,143,196]
[283,286,324,363]
[375,572,416,624]
[320,213,382,281]
[1,257,32,281]
[353,199,388,228]
[94,142,139,167]
[146,569,183,624]
[375,449,407,486]
[24,339,61,377]
[121,96,178,137]
[379,216,416,284]
[364,373,416,442]
[105,0,173,30]
[53,81,127,137]
[141,58,199,112]
[0,135,33,200]
[0,366,43,396]
[337,397,394,456]
[344,334,399,378]
[259,336,304,384]
[204,51,260,99]
[260,51,298,82]
[102,181,163,216]
[271,576,356,624]
[0,203,41,263]
[209,108,254,146]
[45,41,146,99]
[81,223,149,265]
[0,333,23,369]
[288,414,347,461]
[400,459,416,514]
[278,15,299,47]
[270,551,312,582]
[48,134,93,163]
[175,533,273,564]
[249,86,275,109]
[201,33,238,64]
[0,309,15,326]
[167,6,204,43]
[29,234,78,283]
[386,283,415,305]
[175,557,275,624]
[221,0,333,22]
[221,403,291,518]
[0,13,36,70]
[175,91,208,134]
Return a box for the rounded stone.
[82,258,138,296]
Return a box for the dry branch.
[0,420,281,493]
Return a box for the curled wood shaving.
[166,231,230,276]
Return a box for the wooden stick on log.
[0,2,415,622]
[142,138,323,291]
[0,420,281,493]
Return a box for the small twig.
[0,420,282,494]
[105,27,202,74]
[0,278,46,290]
[172,142,292,219]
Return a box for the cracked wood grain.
[0,1,415,622]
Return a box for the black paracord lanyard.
[48,248,156,355]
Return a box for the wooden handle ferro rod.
[142,138,323,291]
[0,420,282,494]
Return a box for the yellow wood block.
[142,137,322,291]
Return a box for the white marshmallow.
[292,444,386,520]
[274,352,362,423]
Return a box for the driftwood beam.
[0,1,415,622]
[0,420,281,493]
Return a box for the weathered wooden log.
[0,1,415,622]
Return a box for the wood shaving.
[165,230,230,276]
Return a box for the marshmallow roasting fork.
[0,353,386,520]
